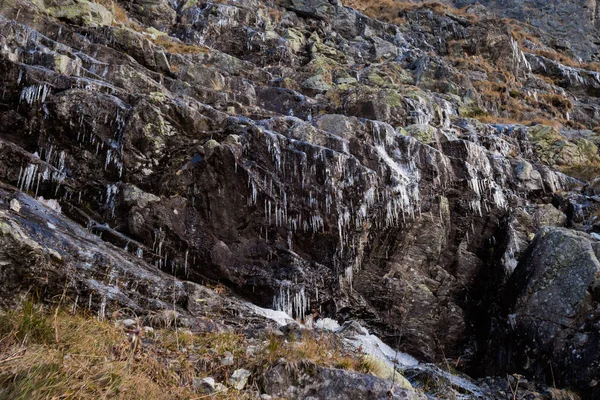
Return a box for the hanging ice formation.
[17,149,67,196]
[19,84,50,105]
[272,282,308,320]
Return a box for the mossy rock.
[529,125,563,144]
[311,42,346,63]
[181,0,199,10]
[531,204,566,230]
[384,90,404,108]
[404,124,438,144]
[362,355,413,390]
[366,72,388,87]
[304,54,340,77]
[334,76,358,85]
[47,0,113,26]
[343,85,408,123]
[285,28,306,53]
[52,53,81,75]
[458,106,488,118]
[302,74,332,92]
[529,125,600,167]
[372,63,413,87]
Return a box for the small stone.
[221,351,234,366]
[260,395,272,400]
[37,197,62,213]
[9,199,20,213]
[178,317,193,328]
[281,321,303,333]
[121,319,137,329]
[334,76,357,85]
[193,377,215,394]
[269,329,284,337]
[229,368,251,390]
[143,326,154,334]
[214,382,228,393]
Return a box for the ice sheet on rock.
[344,330,419,368]
[244,302,294,326]
[406,364,489,399]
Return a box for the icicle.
[98,294,107,321]
[19,84,50,105]
[272,283,308,320]
[184,250,189,277]
[105,184,119,217]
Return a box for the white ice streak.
[20,84,50,105]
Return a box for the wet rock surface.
[0,0,600,397]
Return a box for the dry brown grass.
[510,22,600,73]
[342,0,476,25]
[113,2,128,24]
[523,117,563,129]
[0,302,201,399]
[538,93,573,111]
[256,330,369,372]
[148,35,209,55]
[476,115,519,124]
[450,55,497,76]
[0,300,373,399]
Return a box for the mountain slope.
[0,0,599,397]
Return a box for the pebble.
[229,368,251,390]
[193,377,215,394]
[221,351,234,366]
[9,198,20,213]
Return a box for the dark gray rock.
[485,227,600,398]
[262,362,427,400]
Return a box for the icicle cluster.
[272,283,308,320]
[19,84,50,105]
[17,149,67,197]
[510,37,531,74]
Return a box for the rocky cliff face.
[448,0,600,61]
[1,0,600,397]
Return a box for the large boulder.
[0,188,188,314]
[487,227,600,398]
